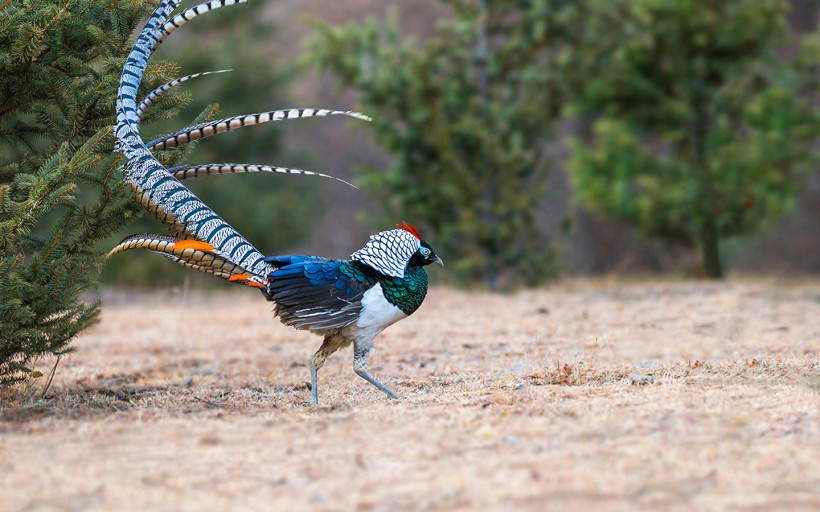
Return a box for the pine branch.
[0,0,181,385]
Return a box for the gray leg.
[309,362,320,406]
[309,336,345,406]
[353,341,401,399]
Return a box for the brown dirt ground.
[2,279,819,512]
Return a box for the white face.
[351,228,421,278]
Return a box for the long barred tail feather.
[107,234,215,260]
[107,233,264,286]
[154,0,242,50]
[131,183,190,237]
[113,0,367,285]
[146,108,372,152]
[136,69,232,124]
[115,0,274,279]
[117,0,181,128]
[168,163,358,189]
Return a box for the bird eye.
[420,247,431,256]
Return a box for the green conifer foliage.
[568,0,820,278]
[308,1,595,289]
[0,0,189,383]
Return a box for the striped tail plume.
[136,71,361,189]
[168,163,357,189]
[136,69,231,123]
[146,108,371,152]
[112,0,367,287]
[107,235,260,286]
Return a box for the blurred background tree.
[101,1,320,287]
[308,0,607,289]
[568,0,820,278]
[0,0,193,383]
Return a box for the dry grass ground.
[1,279,819,511]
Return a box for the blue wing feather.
[264,255,329,269]
[263,259,376,332]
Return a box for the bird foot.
[356,369,401,399]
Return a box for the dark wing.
[264,260,376,332]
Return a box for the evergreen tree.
[308,1,595,289]
[568,0,820,277]
[0,0,190,384]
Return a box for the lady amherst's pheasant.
[109,0,442,404]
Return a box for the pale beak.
[433,256,444,267]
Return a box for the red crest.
[396,221,421,240]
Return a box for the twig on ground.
[41,355,61,398]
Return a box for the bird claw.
[355,369,401,399]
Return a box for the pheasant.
[109,0,442,404]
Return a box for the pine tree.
[0,0,190,384]
[568,0,820,277]
[308,1,596,289]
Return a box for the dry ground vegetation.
[1,279,819,511]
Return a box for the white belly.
[347,283,407,340]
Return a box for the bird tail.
[112,0,367,284]
[107,234,265,287]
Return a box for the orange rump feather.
[173,240,214,252]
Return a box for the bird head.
[396,221,443,268]
[351,221,443,277]
[414,239,444,267]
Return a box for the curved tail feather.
[113,0,367,285]
[136,69,232,124]
[118,0,182,128]
[168,163,357,188]
[131,183,190,238]
[115,0,272,279]
[107,233,263,286]
[154,0,242,50]
[146,108,371,152]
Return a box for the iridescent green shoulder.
[338,260,379,284]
